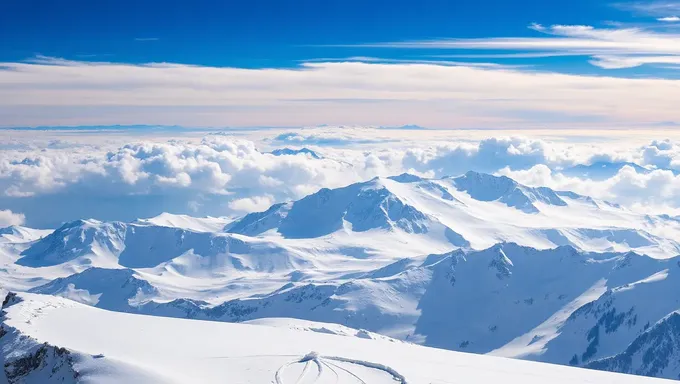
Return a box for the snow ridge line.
[323,355,408,383]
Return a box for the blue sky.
[0,0,670,70]
[1,0,679,128]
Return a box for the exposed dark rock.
[3,343,79,384]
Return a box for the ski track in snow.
[274,352,407,384]
[323,360,367,384]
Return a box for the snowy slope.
[532,256,680,371]
[243,317,401,342]
[0,226,51,244]
[0,292,671,384]
[4,172,680,381]
[135,213,232,233]
[226,172,680,258]
[561,162,651,180]
[587,311,680,379]
[19,240,680,379]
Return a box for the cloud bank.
[4,132,680,226]
[1,57,679,128]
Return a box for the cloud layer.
[4,131,680,226]
[1,57,679,128]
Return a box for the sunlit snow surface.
[3,173,680,381]
[1,293,672,384]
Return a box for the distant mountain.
[561,162,651,180]
[378,124,429,130]
[450,171,567,213]
[30,267,158,311]
[17,218,311,275]
[270,147,322,159]
[0,225,51,243]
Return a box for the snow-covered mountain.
[4,172,680,381]
[0,292,670,384]
[0,226,51,244]
[561,162,652,180]
[13,242,680,379]
[587,311,680,379]
[226,171,680,258]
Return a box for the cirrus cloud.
[360,23,680,70]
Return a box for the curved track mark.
[324,355,408,384]
[274,352,408,384]
[324,360,367,384]
[321,360,339,384]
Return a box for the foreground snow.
[0,292,671,384]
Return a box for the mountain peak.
[270,147,321,159]
[17,220,126,267]
[275,181,431,238]
[0,225,30,238]
[451,171,566,213]
[387,173,424,183]
[225,202,292,236]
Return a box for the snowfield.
[3,172,680,381]
[0,292,672,384]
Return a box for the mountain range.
[3,171,680,381]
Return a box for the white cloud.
[658,16,680,21]
[272,128,390,146]
[0,209,25,227]
[0,58,679,128]
[228,195,275,212]
[590,55,680,69]
[5,132,680,226]
[615,1,680,17]
[498,163,680,210]
[360,24,680,70]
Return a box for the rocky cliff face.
[587,311,680,380]
[1,291,80,384]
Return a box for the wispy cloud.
[354,24,680,69]
[590,54,680,68]
[426,52,579,59]
[658,16,680,21]
[134,37,159,42]
[302,56,520,68]
[614,1,680,17]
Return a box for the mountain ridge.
[4,171,680,380]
